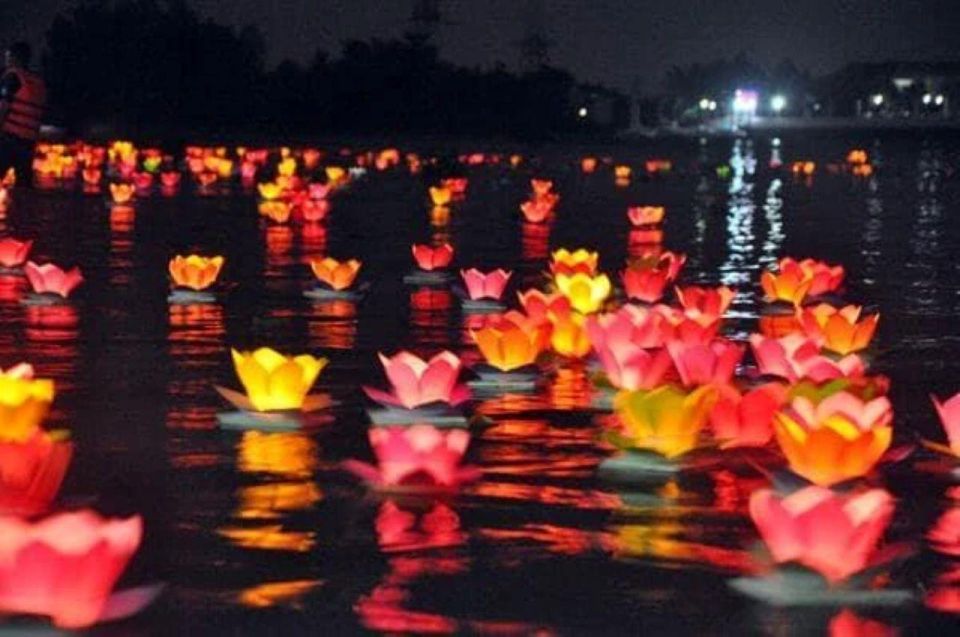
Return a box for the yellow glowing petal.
[252,348,289,374]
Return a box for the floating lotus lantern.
[469,311,549,392]
[325,166,346,186]
[761,260,815,306]
[798,304,879,356]
[168,254,224,303]
[459,268,511,312]
[550,248,599,277]
[406,243,455,285]
[108,182,135,205]
[520,198,554,223]
[82,167,102,189]
[305,257,363,300]
[608,384,717,461]
[627,206,665,227]
[786,257,844,297]
[666,339,744,388]
[773,390,892,486]
[363,351,470,424]
[675,285,735,320]
[344,424,479,491]
[0,511,158,628]
[847,149,868,165]
[747,486,894,583]
[645,159,672,175]
[257,181,283,201]
[581,157,597,173]
[549,311,592,359]
[750,333,865,383]
[23,262,83,303]
[709,382,787,448]
[0,367,55,442]
[132,171,153,195]
[517,289,572,325]
[791,161,816,176]
[259,201,293,224]
[300,199,330,223]
[0,237,32,269]
[614,165,632,180]
[928,393,960,459]
[655,305,721,346]
[0,186,8,215]
[585,315,673,393]
[555,272,611,315]
[621,251,685,304]
[0,426,72,516]
[215,348,329,426]
[429,186,452,207]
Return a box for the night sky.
[4,0,960,91]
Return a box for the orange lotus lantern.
[429,186,452,207]
[520,198,553,223]
[471,311,549,372]
[309,257,361,291]
[614,165,632,180]
[82,167,101,187]
[0,511,157,628]
[517,289,572,325]
[300,199,330,222]
[760,260,814,305]
[108,183,135,205]
[612,384,717,458]
[773,391,892,486]
[749,486,894,583]
[0,238,32,268]
[846,149,868,165]
[24,262,84,299]
[581,157,597,173]
[788,257,845,296]
[645,159,672,174]
[798,304,879,355]
[530,179,553,197]
[412,243,454,271]
[325,166,346,185]
[555,272,611,314]
[626,206,665,227]
[168,255,225,291]
[550,248,598,276]
[791,161,816,176]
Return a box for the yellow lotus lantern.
[257,181,283,201]
[259,201,292,224]
[550,248,599,276]
[277,157,297,178]
[613,385,717,458]
[325,166,346,185]
[0,373,55,442]
[227,348,328,412]
[555,272,611,314]
[168,255,225,291]
[549,311,592,358]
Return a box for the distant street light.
[770,94,787,114]
[935,94,945,106]
[922,93,932,105]
[699,97,710,110]
[871,94,884,107]
[577,106,588,118]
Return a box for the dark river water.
[5,132,960,635]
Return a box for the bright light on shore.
[871,94,884,106]
[770,94,787,113]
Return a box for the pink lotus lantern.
[520,198,553,223]
[460,268,511,301]
[930,392,960,457]
[586,304,672,350]
[0,511,156,628]
[530,178,553,197]
[412,243,454,271]
[622,265,672,303]
[654,305,721,346]
[308,182,330,200]
[363,351,470,410]
[24,262,84,299]
[675,285,735,320]
[749,486,894,583]
[584,315,673,391]
[709,382,787,447]
[300,199,330,222]
[345,424,479,489]
[0,238,32,268]
[750,333,865,383]
[666,339,744,388]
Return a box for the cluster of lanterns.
[0,138,957,629]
